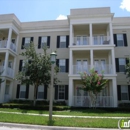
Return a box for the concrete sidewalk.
[0,111,129,119]
[0,122,119,130]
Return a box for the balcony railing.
[73,65,91,74]
[72,36,111,46]
[74,96,113,107]
[73,64,113,74]
[93,36,110,45]
[0,40,16,52]
[94,64,113,74]
[0,66,14,78]
[73,36,90,46]
[0,40,7,48]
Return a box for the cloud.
[120,0,130,12]
[56,15,67,20]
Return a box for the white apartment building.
[0,7,130,107]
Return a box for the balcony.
[74,96,114,107]
[0,66,14,78]
[0,40,16,52]
[72,36,111,46]
[93,36,110,45]
[73,64,113,75]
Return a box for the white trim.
[20,28,69,33]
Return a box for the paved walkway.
[0,110,129,119]
[0,122,119,130]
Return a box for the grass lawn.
[0,113,119,128]
[0,108,130,117]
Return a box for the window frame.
[41,36,47,48]
[116,34,124,47]
[24,37,31,47]
[118,58,126,72]
[121,85,129,101]
[37,85,44,100]
[59,59,66,72]
[58,85,65,100]
[60,36,66,48]
[19,85,26,99]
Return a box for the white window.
[121,86,129,100]
[19,85,26,98]
[58,85,65,100]
[25,37,31,47]
[60,36,66,48]
[37,85,44,99]
[41,37,47,48]
[59,59,65,72]
[117,34,124,46]
[119,58,126,72]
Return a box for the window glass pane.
[25,38,30,43]
[59,59,65,72]
[20,85,26,91]
[38,85,44,92]
[119,59,126,72]
[121,86,128,92]
[37,92,44,99]
[83,36,87,45]
[121,93,128,100]
[60,36,66,48]
[117,34,124,46]
[58,85,65,99]
[41,37,47,48]
[5,85,9,94]
[20,91,26,98]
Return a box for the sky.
[0,0,130,22]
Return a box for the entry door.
[4,84,10,102]
[94,59,106,73]
[76,60,82,73]
[83,60,88,73]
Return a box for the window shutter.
[66,35,69,48]
[55,85,58,100]
[44,85,47,99]
[123,34,128,46]
[38,37,41,49]
[16,84,20,98]
[31,37,33,42]
[47,36,50,48]
[117,85,121,101]
[66,59,69,72]
[128,85,130,100]
[19,60,23,71]
[115,58,119,72]
[56,59,59,67]
[25,84,29,99]
[113,34,117,46]
[126,58,129,65]
[57,36,60,48]
[65,85,68,100]
[21,37,25,49]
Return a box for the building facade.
[0,7,130,107]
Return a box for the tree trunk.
[33,85,37,106]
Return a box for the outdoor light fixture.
[50,52,57,64]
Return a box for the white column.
[13,57,16,77]
[89,23,93,45]
[112,78,118,107]
[15,35,19,52]
[109,23,113,45]
[9,81,13,101]
[111,49,116,74]
[4,51,9,76]
[70,24,73,46]
[0,78,6,103]
[90,49,94,69]
[69,50,73,75]
[7,28,12,49]
[68,78,74,106]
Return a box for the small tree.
[80,69,108,108]
[125,59,130,83]
[16,43,59,106]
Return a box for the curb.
[0,122,119,130]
